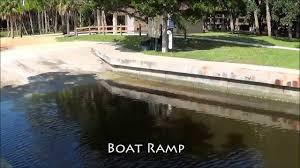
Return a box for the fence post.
[139,24,141,36]
[89,26,91,35]
[120,24,123,36]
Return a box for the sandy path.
[1,41,107,87]
[0,34,61,51]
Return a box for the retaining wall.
[92,46,299,103]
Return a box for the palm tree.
[23,0,35,34]
[0,1,10,36]
[58,0,82,35]
[0,0,20,38]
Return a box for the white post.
[113,13,117,34]
[167,30,173,50]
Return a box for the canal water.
[1,73,299,168]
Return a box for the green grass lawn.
[0,31,8,37]
[56,35,149,50]
[56,34,125,42]
[146,46,299,69]
[56,34,299,69]
[190,32,300,48]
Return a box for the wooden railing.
[75,25,129,36]
[0,28,8,32]
[75,24,144,36]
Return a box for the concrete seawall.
[92,45,299,103]
[100,80,299,131]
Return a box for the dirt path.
[1,41,107,87]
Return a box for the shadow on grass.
[191,34,274,46]
[114,35,254,53]
[171,38,251,52]
[192,32,300,48]
[113,35,150,52]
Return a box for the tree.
[0,0,20,38]
[58,0,82,35]
[79,0,94,27]
[246,0,261,34]
[132,0,184,53]
[219,0,247,33]
[23,0,36,34]
[265,0,272,36]
[272,0,300,39]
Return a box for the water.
[1,73,299,168]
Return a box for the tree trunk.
[94,10,97,25]
[235,17,239,31]
[212,16,216,30]
[229,14,234,33]
[288,24,293,39]
[265,0,272,36]
[67,11,70,35]
[54,11,58,33]
[254,9,260,34]
[88,17,91,35]
[97,8,101,33]
[221,14,226,31]
[101,10,107,34]
[22,21,28,35]
[41,11,44,33]
[44,10,48,34]
[103,11,107,26]
[61,14,65,25]
[272,21,278,37]
[79,11,82,27]
[208,15,212,30]
[29,12,34,35]
[6,16,10,36]
[74,11,77,33]
[47,12,50,32]
[38,12,42,34]
[14,19,18,36]
[19,18,23,38]
[10,16,14,38]
[296,18,299,38]
[161,14,168,53]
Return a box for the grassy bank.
[190,32,300,48]
[56,34,299,69]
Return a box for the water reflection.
[1,77,299,168]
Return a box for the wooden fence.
[75,24,143,36]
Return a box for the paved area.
[1,39,298,102]
[0,34,63,51]
[1,42,106,87]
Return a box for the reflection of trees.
[54,83,215,158]
[3,72,298,167]
[222,133,246,151]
